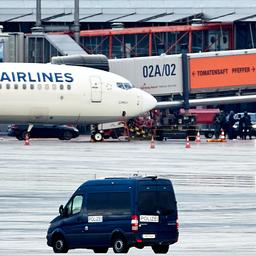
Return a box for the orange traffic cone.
[24,133,30,145]
[220,129,225,141]
[195,131,201,143]
[185,136,191,148]
[150,136,155,149]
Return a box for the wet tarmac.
[0,136,255,255]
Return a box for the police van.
[47,176,179,254]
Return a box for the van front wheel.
[112,236,129,253]
[152,245,169,254]
[52,235,68,253]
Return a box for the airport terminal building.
[1,0,256,62]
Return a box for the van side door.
[61,195,85,248]
[84,191,132,247]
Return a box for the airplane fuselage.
[0,63,156,124]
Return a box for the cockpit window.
[117,82,133,90]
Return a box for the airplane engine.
[51,54,109,72]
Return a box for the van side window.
[66,200,72,216]
[88,192,131,216]
[72,195,83,215]
[138,191,176,215]
[66,195,83,216]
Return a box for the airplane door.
[90,76,102,102]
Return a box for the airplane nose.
[142,92,157,112]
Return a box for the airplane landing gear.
[91,125,104,142]
[92,131,104,142]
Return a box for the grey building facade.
[0,0,256,62]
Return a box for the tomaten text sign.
[189,54,256,91]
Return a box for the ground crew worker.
[243,112,252,139]
[239,112,252,139]
[237,114,243,139]
[227,110,236,140]
[214,111,226,138]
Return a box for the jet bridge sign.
[109,55,183,96]
[189,53,256,91]
[110,49,256,96]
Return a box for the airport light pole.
[74,0,80,44]
[36,0,41,28]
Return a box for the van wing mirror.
[59,205,64,216]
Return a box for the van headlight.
[252,124,256,129]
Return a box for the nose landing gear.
[90,124,104,142]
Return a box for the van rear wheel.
[112,235,129,253]
[53,235,68,253]
[152,245,169,254]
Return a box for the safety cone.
[150,136,155,149]
[220,129,225,141]
[195,131,201,143]
[185,136,191,148]
[24,134,30,145]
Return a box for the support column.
[109,35,113,59]
[181,44,190,111]
[149,32,152,56]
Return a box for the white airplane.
[0,63,157,140]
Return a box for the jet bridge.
[26,33,87,63]
[109,49,256,109]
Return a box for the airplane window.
[45,84,49,90]
[124,83,133,90]
[14,84,18,90]
[60,84,64,90]
[67,84,71,90]
[6,84,10,90]
[23,84,26,90]
[52,84,57,90]
[117,82,125,89]
[38,84,42,90]
[0,84,2,89]
[117,82,133,90]
[30,84,34,90]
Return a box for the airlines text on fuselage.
[0,72,74,83]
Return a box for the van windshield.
[138,191,176,215]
